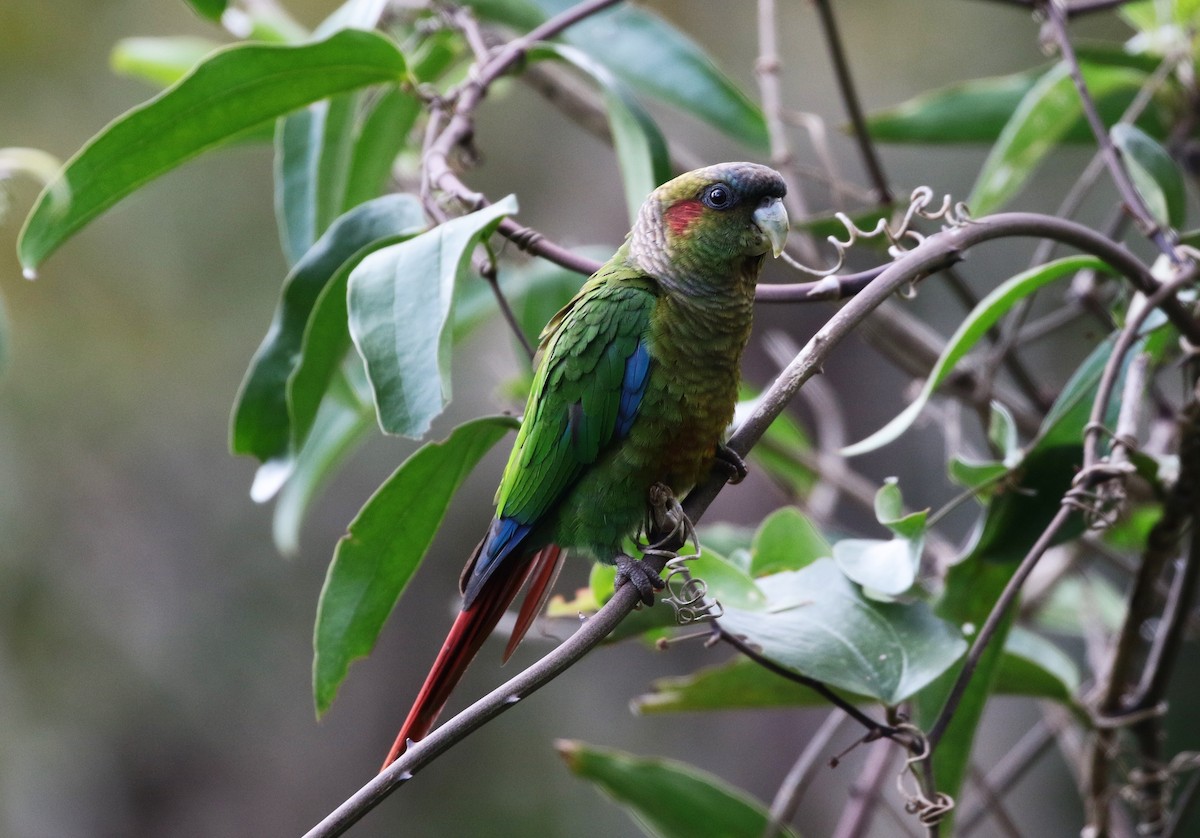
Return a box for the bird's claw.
[615,553,665,606]
[713,443,748,485]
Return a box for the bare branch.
[1043,0,1183,263]
[811,0,892,204]
[756,0,821,265]
[763,711,849,838]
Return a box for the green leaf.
[833,482,927,597]
[312,0,389,38]
[969,61,1149,215]
[110,36,222,88]
[348,196,518,438]
[557,741,797,838]
[531,44,670,224]
[275,93,359,265]
[231,194,427,464]
[994,627,1080,703]
[684,549,766,612]
[1034,573,1126,635]
[867,68,1048,144]
[947,457,1009,496]
[867,47,1162,147]
[744,404,817,498]
[718,559,966,706]
[342,87,420,209]
[749,507,830,577]
[313,415,518,713]
[988,401,1021,466]
[273,364,375,555]
[874,477,927,540]
[832,537,920,598]
[1112,123,1186,229]
[634,657,864,714]
[842,256,1108,456]
[18,29,407,272]
[464,0,767,150]
[184,0,227,21]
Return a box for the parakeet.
[382,162,788,769]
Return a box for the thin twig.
[756,0,820,265]
[965,764,1024,838]
[718,627,904,743]
[959,721,1057,835]
[1043,0,1182,263]
[811,0,892,204]
[763,711,849,838]
[832,739,904,838]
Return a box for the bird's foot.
[713,443,748,485]
[645,482,699,555]
[615,553,665,606]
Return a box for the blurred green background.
[0,1,1116,835]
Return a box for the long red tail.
[380,545,564,770]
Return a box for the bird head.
[629,162,789,282]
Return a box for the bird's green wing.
[463,269,656,597]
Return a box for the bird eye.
[702,183,733,209]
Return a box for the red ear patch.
[663,199,705,237]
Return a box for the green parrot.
[382,162,788,768]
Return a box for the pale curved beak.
[753,197,789,258]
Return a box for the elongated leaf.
[718,559,966,706]
[1034,573,1126,635]
[531,44,670,223]
[19,29,407,272]
[1112,123,1186,229]
[867,47,1162,146]
[312,0,389,38]
[232,194,427,463]
[735,391,817,498]
[867,68,1047,144]
[969,61,1148,215]
[834,479,927,596]
[288,222,443,457]
[110,36,222,88]
[832,537,919,597]
[842,256,1107,456]
[348,197,518,438]
[874,477,927,539]
[749,507,830,577]
[994,627,1080,703]
[185,0,227,20]
[557,741,797,838]
[464,0,767,149]
[273,364,375,555]
[342,87,420,209]
[313,415,518,713]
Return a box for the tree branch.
[811,0,892,204]
[1043,0,1182,263]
